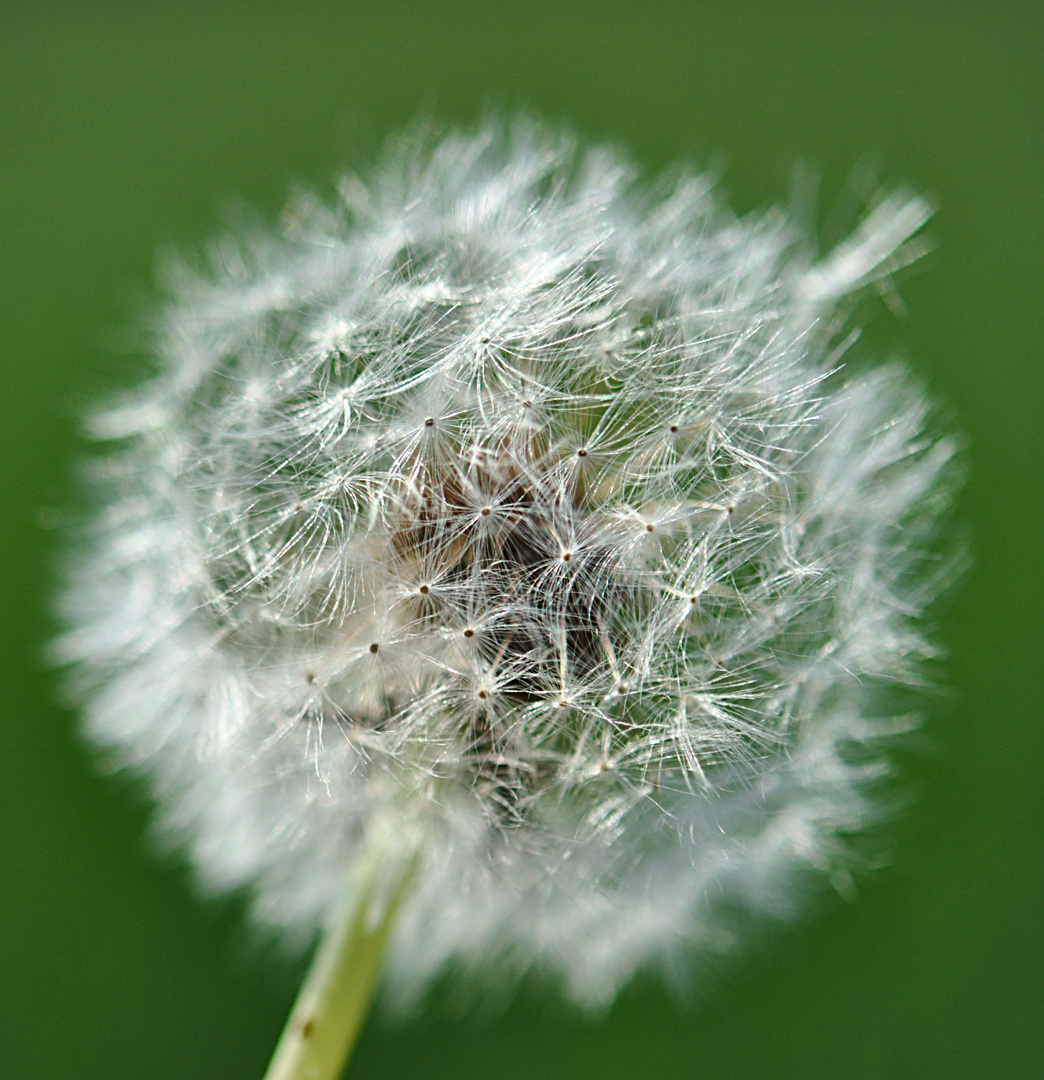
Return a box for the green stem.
[262,852,413,1080]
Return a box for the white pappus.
[56,121,959,1008]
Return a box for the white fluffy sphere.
[57,122,958,1005]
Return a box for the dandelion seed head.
[56,120,959,1006]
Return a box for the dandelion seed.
[56,120,960,1077]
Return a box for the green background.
[2,3,1041,1077]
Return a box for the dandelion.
[56,121,959,1079]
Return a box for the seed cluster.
[57,123,957,1003]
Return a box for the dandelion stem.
[262,852,413,1080]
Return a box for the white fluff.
[56,121,958,1007]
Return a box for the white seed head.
[56,121,959,1006]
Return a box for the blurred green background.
[2,3,1041,1078]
